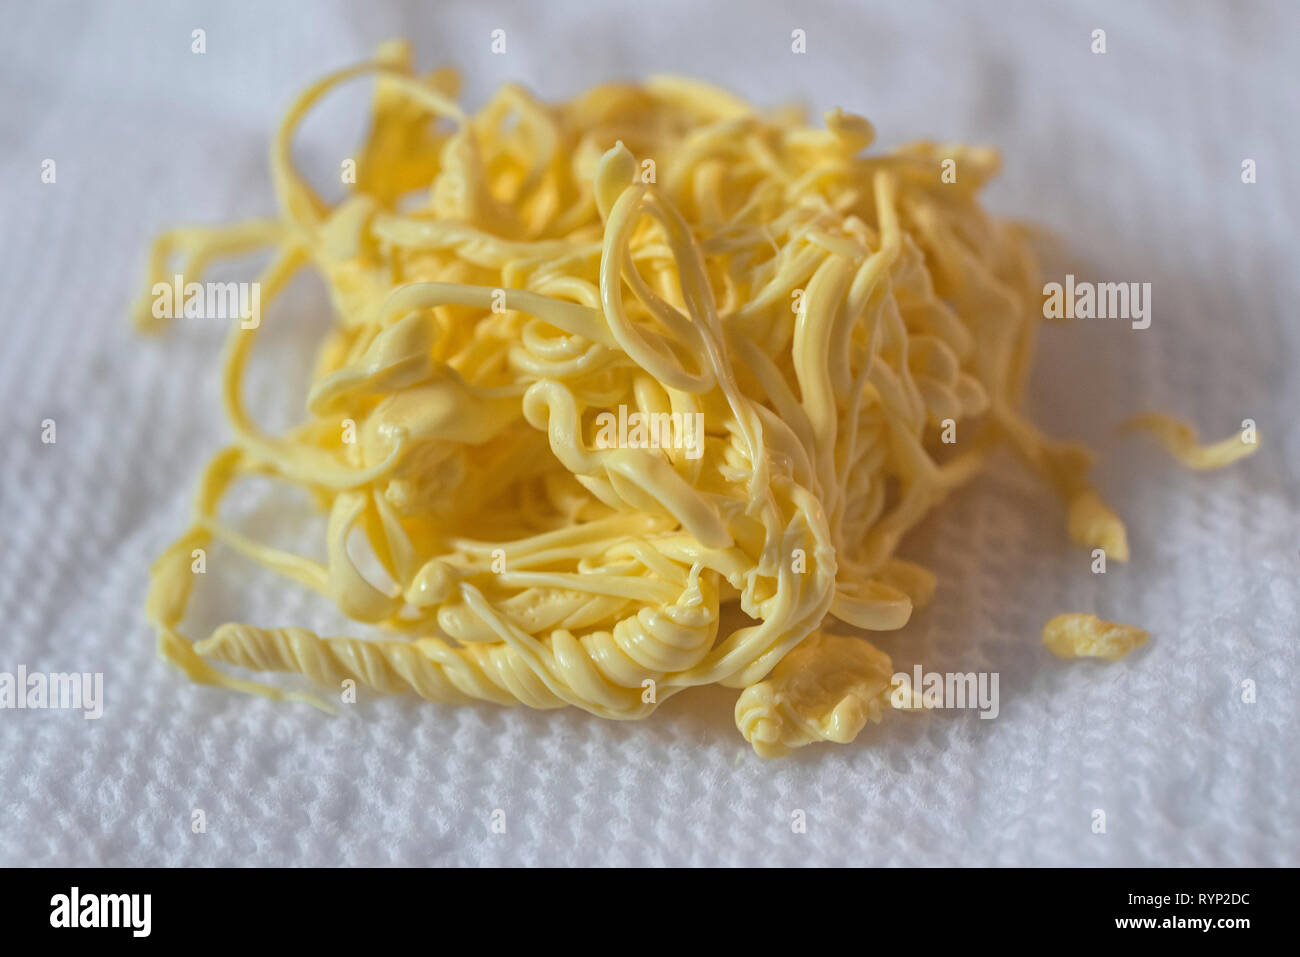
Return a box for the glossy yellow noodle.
[134,41,1256,756]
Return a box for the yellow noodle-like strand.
[1124,412,1260,470]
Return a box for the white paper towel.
[1,0,1296,866]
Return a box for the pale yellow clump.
[735,631,895,758]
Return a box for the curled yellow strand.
[1124,412,1260,470]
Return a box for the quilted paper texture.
[0,0,1296,866]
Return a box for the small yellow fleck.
[1042,613,1148,661]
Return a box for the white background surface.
[1,0,1296,866]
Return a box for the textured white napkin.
[1,0,1296,866]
